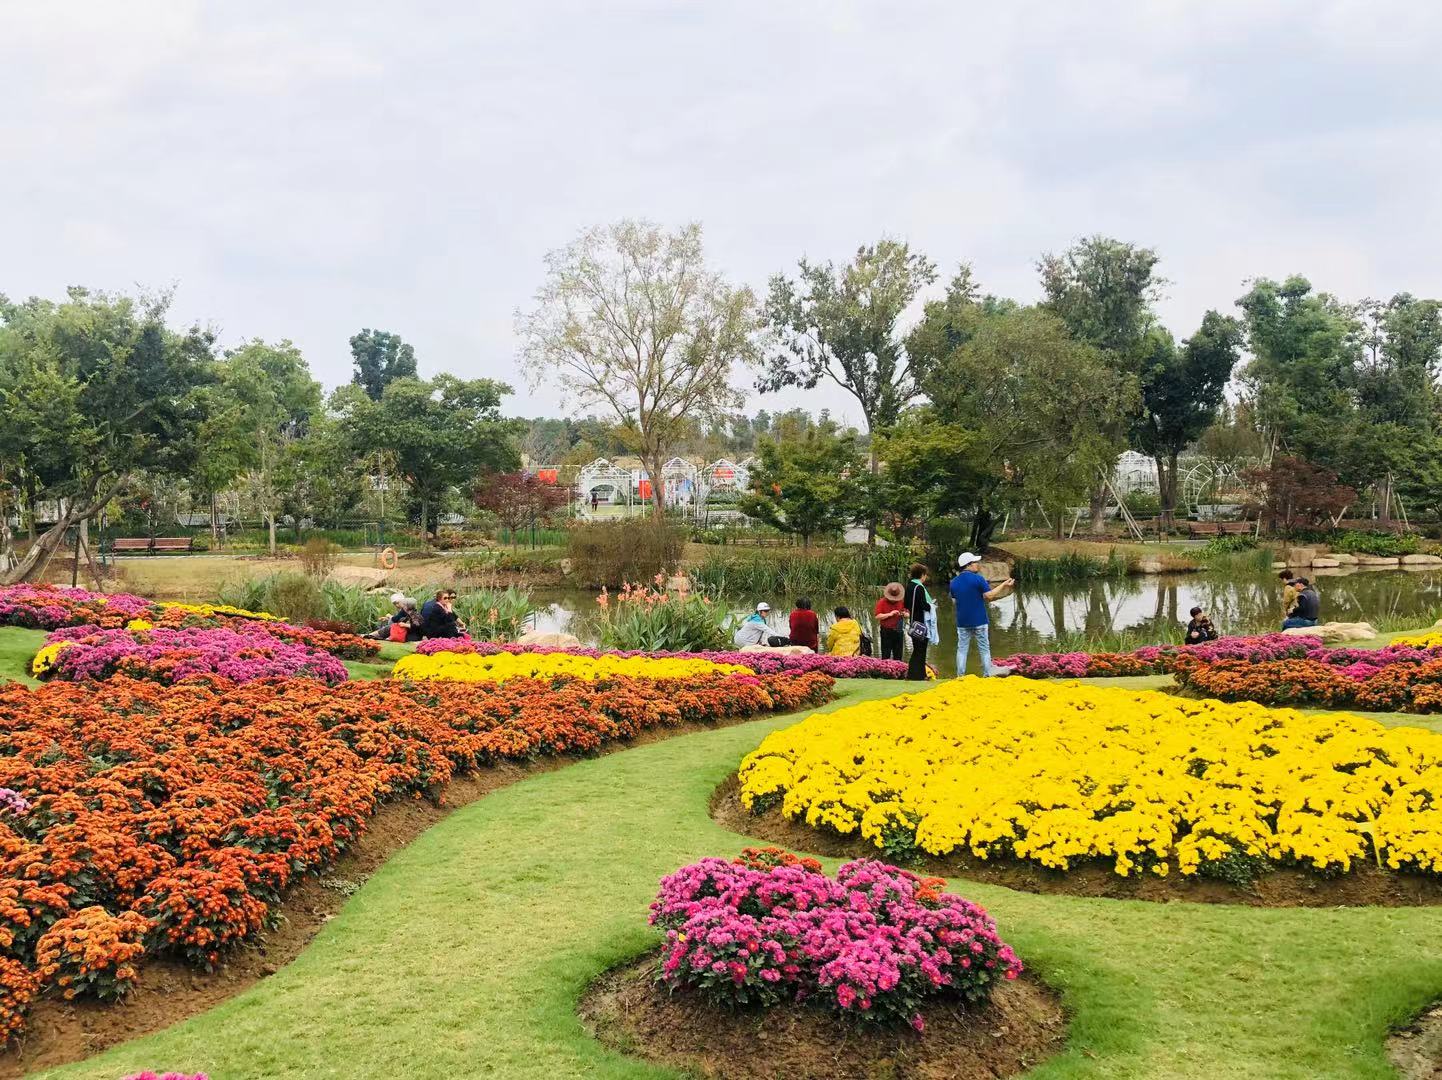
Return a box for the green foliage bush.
[1328,530,1422,557]
[565,520,684,587]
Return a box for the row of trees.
[0,291,517,581]
[518,222,1442,543]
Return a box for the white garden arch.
[576,459,634,516]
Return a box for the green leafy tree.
[871,414,986,543]
[1039,236,1163,531]
[758,240,939,484]
[350,329,418,401]
[925,306,1138,542]
[215,340,323,554]
[739,422,864,547]
[0,287,213,582]
[1129,312,1243,530]
[517,221,756,521]
[339,376,520,541]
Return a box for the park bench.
[111,537,195,554]
[1186,522,1220,538]
[1219,521,1255,537]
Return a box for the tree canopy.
[517,220,756,520]
[350,329,418,402]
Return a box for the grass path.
[21,678,1441,1080]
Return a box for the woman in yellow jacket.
[825,606,863,656]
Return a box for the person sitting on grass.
[788,597,819,652]
[825,606,862,656]
[421,589,467,639]
[1185,605,1219,644]
[369,592,411,639]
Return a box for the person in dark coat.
[903,564,932,681]
[421,589,467,638]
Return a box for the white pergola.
[576,458,634,516]
[661,457,699,509]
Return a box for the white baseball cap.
[756,601,771,612]
[957,552,982,568]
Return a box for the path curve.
[31,681,1442,1080]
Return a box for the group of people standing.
[370,590,468,642]
[735,552,1015,682]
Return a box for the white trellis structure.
[576,458,635,517]
[1181,460,1249,516]
[660,457,699,509]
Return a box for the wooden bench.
[1219,521,1255,536]
[111,537,195,554]
[1187,522,1221,538]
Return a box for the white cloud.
[2,0,1440,418]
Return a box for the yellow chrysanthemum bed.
[1393,629,1442,649]
[738,678,1442,880]
[391,650,754,683]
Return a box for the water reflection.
[528,569,1442,678]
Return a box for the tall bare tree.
[517,221,756,521]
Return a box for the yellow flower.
[737,677,1442,880]
[31,643,72,676]
[390,651,753,683]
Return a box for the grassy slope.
[25,678,1442,1080]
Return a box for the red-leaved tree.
[474,472,570,546]
[1243,456,1355,534]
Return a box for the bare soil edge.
[579,952,1066,1080]
[1390,1001,1442,1080]
[0,709,814,1078]
[710,775,1442,908]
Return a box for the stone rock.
[1281,621,1377,642]
[1271,561,1287,571]
[1311,567,1357,577]
[559,558,573,577]
[1310,557,1341,568]
[1400,553,1442,565]
[1286,547,1318,566]
[1331,552,1359,565]
[1355,555,1400,567]
[739,643,814,656]
[516,630,582,648]
[976,560,1012,582]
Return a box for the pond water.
[529,567,1442,678]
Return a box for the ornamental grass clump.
[650,852,1021,1030]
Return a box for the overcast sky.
[4,1,1441,429]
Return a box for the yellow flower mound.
[159,602,281,621]
[391,651,754,684]
[125,619,154,631]
[30,643,72,676]
[738,677,1442,879]
[1392,630,1442,648]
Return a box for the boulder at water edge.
[1281,621,1377,642]
[516,630,583,647]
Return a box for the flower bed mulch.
[709,777,1442,909]
[580,953,1064,1080]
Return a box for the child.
[788,597,819,652]
[1185,606,1218,644]
[825,606,862,656]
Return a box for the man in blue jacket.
[949,552,1014,676]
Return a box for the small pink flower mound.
[650,855,1022,1028]
[415,640,908,679]
[40,627,348,685]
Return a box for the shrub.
[299,537,340,578]
[566,520,684,587]
[1329,530,1423,557]
[449,586,535,642]
[651,855,1021,1028]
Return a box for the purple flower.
[39,627,348,686]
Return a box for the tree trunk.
[1088,481,1108,535]
[1377,474,1393,526]
[642,453,667,524]
[1,474,128,585]
[209,494,220,547]
[866,442,879,545]
[419,492,430,545]
[266,513,277,556]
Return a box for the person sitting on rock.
[825,606,862,656]
[1185,606,1219,644]
[1282,578,1320,629]
[733,602,790,648]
